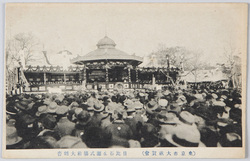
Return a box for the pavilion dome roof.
[97,36,116,48]
[72,36,143,65]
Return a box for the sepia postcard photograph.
[2,2,248,159]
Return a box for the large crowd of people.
[6,86,242,149]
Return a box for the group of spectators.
[6,86,242,149]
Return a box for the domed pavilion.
[71,36,144,90]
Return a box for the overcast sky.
[5,3,247,65]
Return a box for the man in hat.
[83,126,112,148]
[88,100,105,128]
[105,107,133,147]
[161,121,206,147]
[124,102,140,140]
[55,105,75,137]
[6,124,24,149]
[38,114,60,141]
[15,113,40,142]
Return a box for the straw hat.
[164,124,205,147]
[93,101,105,112]
[47,102,58,113]
[124,99,134,108]
[134,101,144,110]
[179,111,195,125]
[36,105,48,117]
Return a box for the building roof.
[72,36,143,65]
[97,36,116,48]
[26,50,76,68]
[181,69,228,83]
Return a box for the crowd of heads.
[6,86,242,149]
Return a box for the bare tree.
[6,33,40,68]
[5,33,40,93]
[219,44,242,88]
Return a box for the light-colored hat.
[163,90,171,96]
[127,106,136,113]
[164,124,205,147]
[43,98,51,105]
[6,126,22,146]
[134,101,144,110]
[220,95,227,100]
[217,121,228,127]
[74,108,83,115]
[27,102,35,110]
[194,94,203,100]
[69,102,79,108]
[158,99,168,107]
[213,101,226,107]
[36,105,48,116]
[124,99,134,108]
[234,104,241,109]
[56,105,69,115]
[212,93,218,99]
[179,111,195,125]
[105,102,117,114]
[139,93,145,97]
[128,139,141,148]
[47,102,58,113]
[93,101,105,112]
[56,135,87,148]
[201,93,207,98]
[87,106,95,111]
[176,95,187,105]
[55,95,65,102]
[159,122,179,139]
